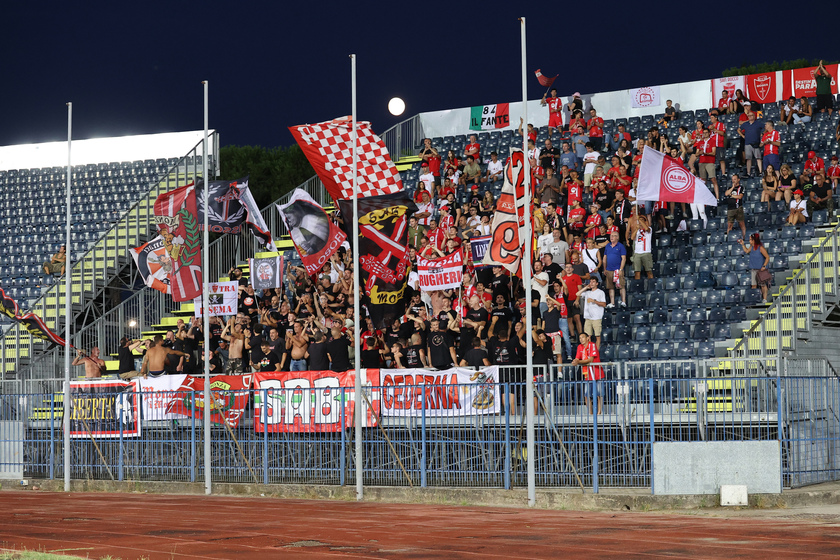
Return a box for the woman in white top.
[677,126,692,161]
[537,223,554,256]
[787,189,808,225]
[581,237,602,283]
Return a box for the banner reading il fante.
[69,380,140,438]
[166,374,252,428]
[253,370,380,433]
[193,281,238,317]
[379,367,499,417]
[416,251,463,291]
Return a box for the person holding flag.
[541,87,564,138]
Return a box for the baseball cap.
[743,101,751,106]
[808,151,816,159]
[420,161,429,166]
[794,189,804,196]
[440,205,449,212]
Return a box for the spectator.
[482,151,503,185]
[326,326,352,372]
[42,244,66,278]
[717,90,731,114]
[729,88,747,114]
[538,167,561,205]
[739,110,764,178]
[577,276,606,350]
[760,165,781,210]
[739,233,771,304]
[572,125,589,160]
[780,97,797,125]
[561,263,583,338]
[414,190,434,227]
[307,330,330,371]
[581,236,602,284]
[572,332,603,416]
[760,121,781,173]
[815,60,835,115]
[663,99,678,124]
[559,141,579,171]
[725,174,747,240]
[778,163,797,204]
[72,346,106,378]
[536,223,554,257]
[587,108,605,151]
[787,189,808,226]
[697,128,719,199]
[443,150,460,180]
[603,231,627,308]
[677,125,692,162]
[544,295,572,361]
[461,156,481,189]
[608,123,632,152]
[687,120,705,173]
[807,173,834,220]
[489,328,525,412]
[251,340,282,372]
[459,337,491,368]
[463,134,480,162]
[286,321,309,371]
[541,87,564,137]
[582,143,599,187]
[708,113,727,178]
[629,214,654,280]
[566,92,584,121]
[517,117,538,143]
[827,156,840,188]
[539,138,561,172]
[800,151,825,188]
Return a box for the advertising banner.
[68,380,140,438]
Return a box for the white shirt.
[583,151,599,174]
[416,201,434,226]
[419,172,435,192]
[534,272,550,303]
[791,198,808,218]
[583,288,606,320]
[475,223,491,236]
[537,233,554,256]
[634,227,652,255]
[487,159,503,176]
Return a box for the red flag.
[636,148,717,207]
[276,188,347,276]
[289,116,403,201]
[746,72,780,105]
[535,69,558,88]
[153,184,203,302]
[166,374,252,428]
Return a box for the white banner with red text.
[378,367,499,417]
[132,374,189,421]
[416,251,463,291]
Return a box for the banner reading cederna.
[378,367,499,417]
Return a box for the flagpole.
[63,102,72,492]
[520,16,536,508]
[351,53,363,501]
[202,80,212,496]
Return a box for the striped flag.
[483,148,528,273]
[469,103,510,131]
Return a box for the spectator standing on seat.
[760,121,781,174]
[739,110,764,178]
[738,233,771,304]
[541,88,564,138]
[603,231,627,308]
[725,174,747,240]
[787,189,808,226]
[577,276,606,350]
[42,244,66,277]
[807,173,834,220]
[815,61,835,115]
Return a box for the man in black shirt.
[541,253,563,284]
[426,319,457,370]
[807,172,834,219]
[460,296,488,356]
[539,139,562,172]
[488,294,513,339]
[399,333,426,368]
[326,327,352,372]
[460,337,490,368]
[250,340,282,372]
[239,286,260,323]
[489,266,510,300]
[307,330,330,371]
[488,329,525,413]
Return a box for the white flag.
[636,148,717,206]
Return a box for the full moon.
[388,97,405,116]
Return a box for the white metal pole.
[63,102,72,492]
[520,16,536,508]
[351,53,363,501]
[202,80,212,495]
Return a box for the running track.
[1,491,839,559]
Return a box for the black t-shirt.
[463,347,489,368]
[727,184,743,210]
[427,330,455,369]
[239,294,259,316]
[534,343,555,367]
[539,147,562,169]
[251,348,282,372]
[544,262,563,283]
[490,306,513,337]
[812,182,831,201]
[327,336,351,372]
[118,345,135,373]
[360,348,381,368]
[489,274,510,299]
[404,344,424,368]
[542,308,563,334]
[307,341,330,371]
[462,307,488,344]
[489,337,519,365]
[384,329,402,349]
[594,190,613,212]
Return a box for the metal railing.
[4,359,838,491]
[379,114,424,163]
[1,136,218,383]
[730,223,840,361]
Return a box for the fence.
[3,360,839,491]
[379,114,425,163]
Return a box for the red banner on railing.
[166,374,252,428]
[253,370,381,433]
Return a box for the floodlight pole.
[63,102,72,492]
[520,16,536,508]
[351,54,363,501]
[202,80,212,495]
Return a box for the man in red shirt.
[438,205,454,231]
[709,113,727,177]
[584,203,602,239]
[827,155,840,188]
[697,129,719,198]
[561,263,583,339]
[572,332,603,415]
[688,120,706,174]
[760,121,781,172]
[717,90,730,114]
[587,108,605,152]
[463,134,481,163]
[427,219,446,250]
[541,88,564,138]
[800,150,826,186]
[567,199,586,242]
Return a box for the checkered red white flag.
[289,116,403,201]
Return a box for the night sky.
[2,2,836,150]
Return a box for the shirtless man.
[43,244,66,276]
[221,317,247,374]
[71,346,106,378]
[140,335,189,379]
[287,321,309,371]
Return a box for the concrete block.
[720,484,748,506]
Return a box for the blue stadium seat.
[697,341,715,358]
[634,326,651,341]
[616,345,633,361]
[693,323,711,340]
[656,342,674,359]
[648,293,665,308]
[653,325,670,340]
[635,343,654,361]
[676,342,695,358]
[685,291,703,307]
[673,325,690,340]
[713,324,731,340]
[666,292,682,307]
[671,308,688,323]
[719,272,739,287]
[706,290,723,305]
[708,307,727,323]
[729,306,747,322]
[632,311,649,325]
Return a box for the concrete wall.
[653,441,781,495]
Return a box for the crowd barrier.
[2,360,838,492]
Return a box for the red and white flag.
[153,184,203,302]
[276,188,347,276]
[416,250,463,291]
[482,148,529,273]
[289,116,402,202]
[534,69,558,88]
[636,148,717,207]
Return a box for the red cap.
[420,161,429,166]
[808,151,816,159]
[794,189,804,196]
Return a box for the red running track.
[1,491,839,559]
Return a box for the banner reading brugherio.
[68,380,140,438]
[165,374,252,428]
[416,251,463,291]
[379,367,499,417]
[253,370,380,433]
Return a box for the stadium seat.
[697,341,715,358]
[635,343,654,360]
[653,325,670,340]
[634,326,651,341]
[656,342,674,359]
[676,342,695,358]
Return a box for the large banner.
[277,188,346,276]
[0,288,67,347]
[153,183,202,302]
[253,370,380,433]
[746,72,782,106]
[787,64,839,99]
[630,86,661,108]
[130,236,171,295]
[637,148,717,206]
[166,374,252,428]
[68,380,140,438]
[469,103,510,131]
[193,281,238,317]
[711,75,745,106]
[482,148,528,273]
[196,177,272,246]
[337,192,418,327]
[132,374,188,421]
[416,251,463,291]
[378,367,499,417]
[250,255,285,291]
